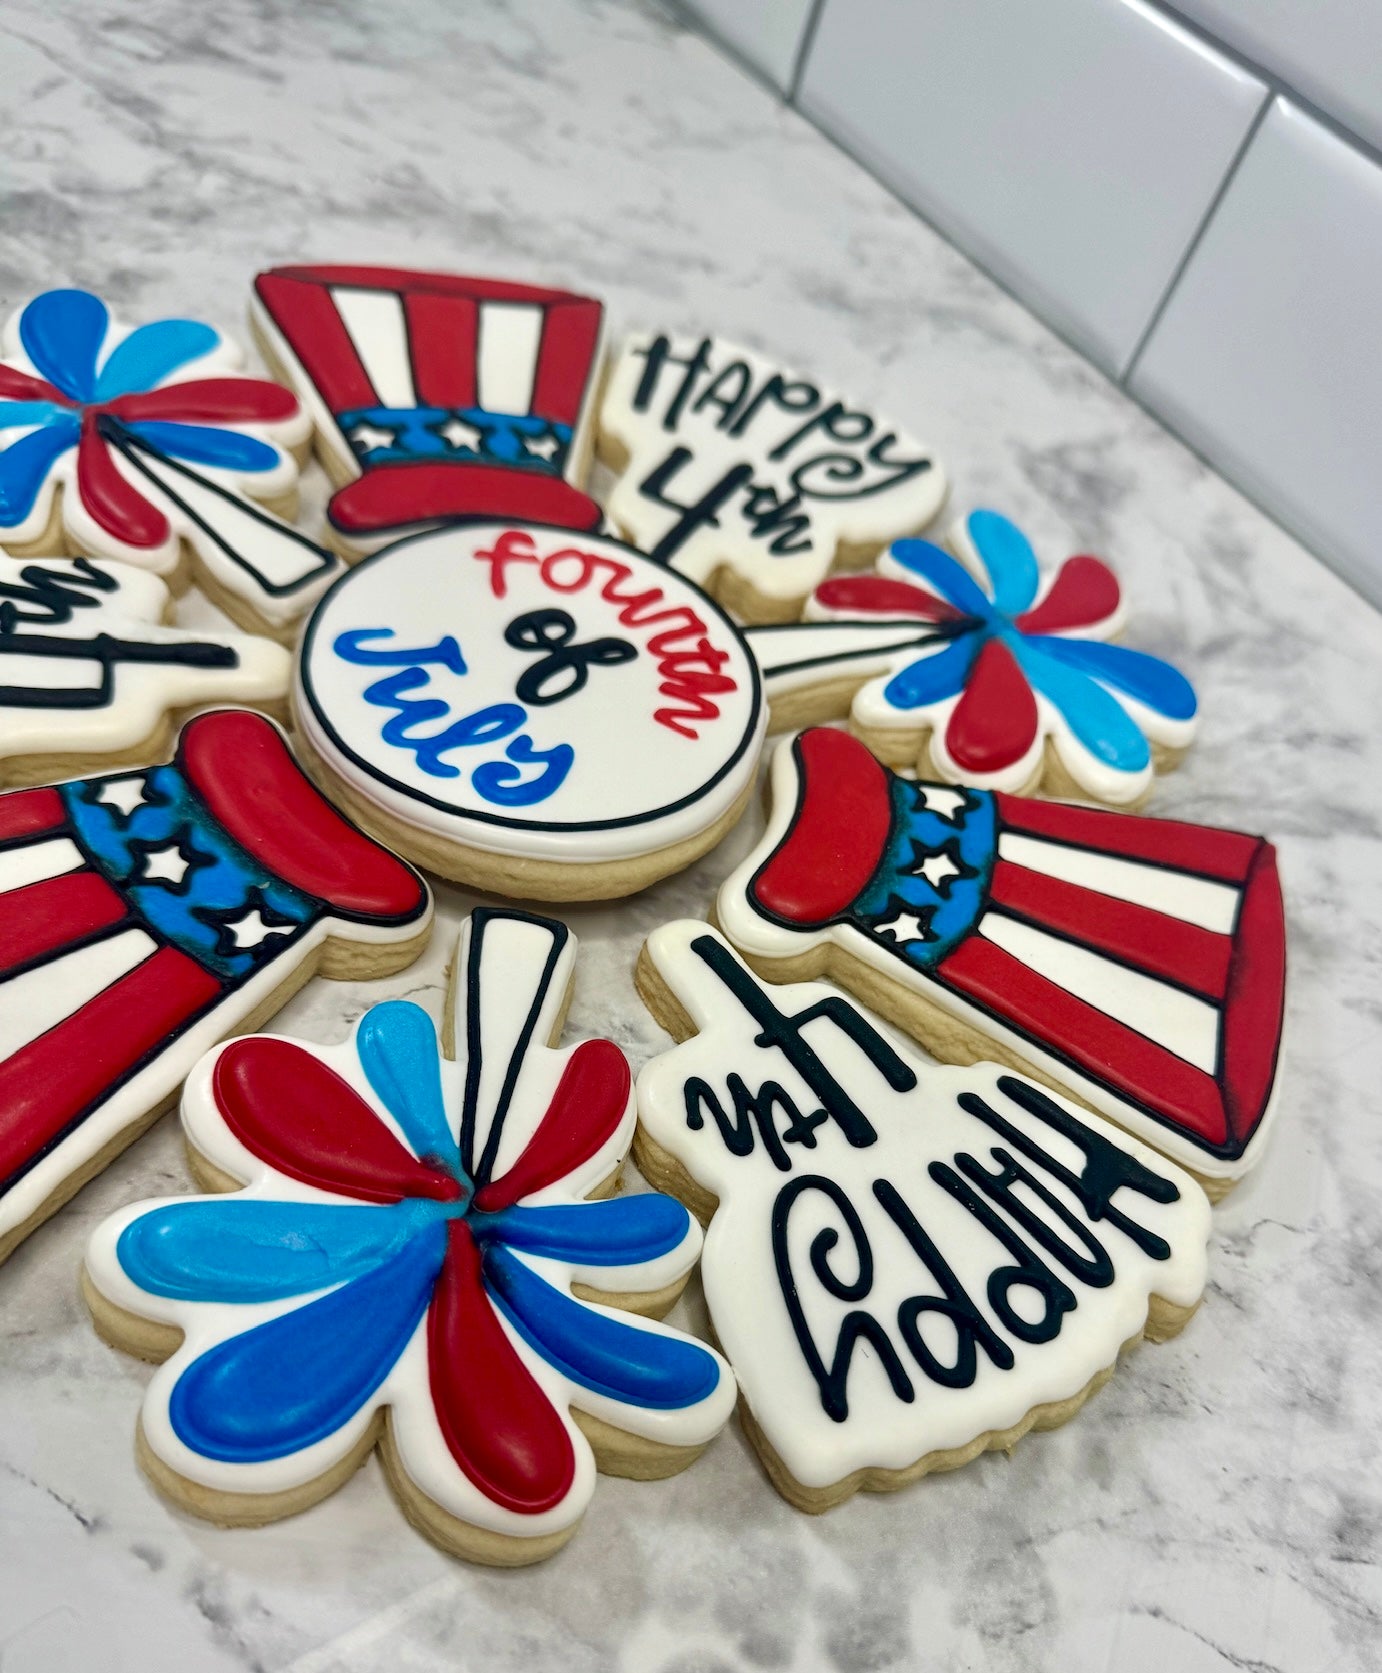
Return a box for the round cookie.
[292,520,767,900]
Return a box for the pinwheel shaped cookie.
[0,288,337,636]
[745,510,1198,806]
[83,909,734,1565]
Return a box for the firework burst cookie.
[250,265,606,555]
[84,908,735,1565]
[0,288,340,638]
[292,520,766,901]
[0,553,290,787]
[714,728,1286,1196]
[634,921,1212,1511]
[745,509,1197,806]
[0,710,431,1266]
[598,331,947,624]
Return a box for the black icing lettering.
[690,358,754,430]
[929,1161,1077,1345]
[684,1074,803,1172]
[726,372,819,438]
[955,1147,1114,1288]
[768,400,874,461]
[503,608,636,706]
[740,481,813,554]
[631,335,712,430]
[637,448,754,566]
[0,629,238,710]
[872,1177,1014,1387]
[0,557,118,628]
[960,1078,1178,1262]
[689,934,916,1148]
[772,1175,914,1423]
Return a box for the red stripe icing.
[0,366,70,404]
[177,711,425,919]
[328,464,602,536]
[529,298,602,427]
[1218,842,1286,1150]
[77,415,168,548]
[812,574,963,620]
[109,379,300,425]
[988,861,1232,1001]
[750,729,893,926]
[945,639,1039,774]
[994,791,1261,884]
[405,291,477,409]
[0,946,220,1188]
[260,265,599,309]
[428,1221,576,1514]
[253,273,375,412]
[213,1037,461,1204]
[474,1038,630,1211]
[0,787,67,842]
[1014,555,1121,635]
[0,872,128,978]
[937,934,1231,1149]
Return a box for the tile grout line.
[1119,91,1274,385]
[786,0,829,104]
[1153,0,1382,172]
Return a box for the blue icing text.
[333,628,573,806]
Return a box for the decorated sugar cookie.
[598,331,946,624]
[292,520,766,900]
[251,265,606,555]
[634,921,1211,1511]
[715,728,1286,1193]
[0,554,290,786]
[746,510,1197,805]
[0,288,339,638]
[0,709,431,1266]
[84,908,735,1565]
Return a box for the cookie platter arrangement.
[0,267,1286,1565]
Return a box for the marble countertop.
[2,2,1380,1669]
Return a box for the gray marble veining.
[1,2,1380,1669]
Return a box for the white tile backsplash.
[797,0,1266,374]
[1131,99,1382,604]
[675,0,815,93]
[1167,0,1382,154]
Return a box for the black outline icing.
[460,906,568,1187]
[297,522,765,836]
[738,732,1283,1164]
[104,419,338,599]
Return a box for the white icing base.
[713,732,1277,1185]
[0,555,291,768]
[636,921,1212,1493]
[293,521,766,864]
[599,331,947,607]
[84,915,735,1543]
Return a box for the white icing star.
[525,432,561,463]
[350,421,396,453]
[916,785,970,823]
[439,417,484,452]
[221,905,295,950]
[874,908,934,946]
[907,848,962,892]
[97,777,146,816]
[139,843,192,887]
